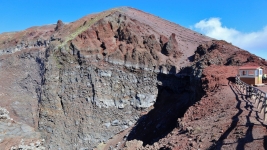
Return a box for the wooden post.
[265,94,267,122]
[249,85,252,98]
[255,90,259,107]
[251,89,256,103]
[247,86,249,97]
[248,86,250,96]
[257,92,262,109]
[261,93,265,114]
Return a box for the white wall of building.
[239,69,260,78]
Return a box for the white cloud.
[194,18,267,53]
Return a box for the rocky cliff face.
[37,9,209,149]
[0,7,266,150]
[40,46,206,148]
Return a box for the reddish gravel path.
[166,82,267,150]
[216,83,267,149]
[180,82,267,150]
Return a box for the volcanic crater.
[0,7,267,150]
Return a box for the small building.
[239,66,263,85]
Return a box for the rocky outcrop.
[10,139,45,150]
[0,107,10,119]
[162,33,182,58]
[38,46,158,149]
[0,25,55,55]
[194,40,267,68]
[0,39,49,55]
[0,107,42,149]
[55,20,64,31]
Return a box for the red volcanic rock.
[193,40,267,71]
[160,34,168,45]
[201,65,238,93]
[162,33,182,58]
[143,34,161,52]
[55,20,64,31]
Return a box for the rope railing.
[235,76,267,121]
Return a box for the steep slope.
[37,7,212,149]
[0,7,266,149]
[0,24,55,149]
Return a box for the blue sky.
[0,0,266,59]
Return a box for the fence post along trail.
[235,76,267,121]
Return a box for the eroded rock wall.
[37,40,209,149]
[35,10,211,149]
[0,48,46,128]
[38,46,158,149]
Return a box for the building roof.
[239,66,262,70]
